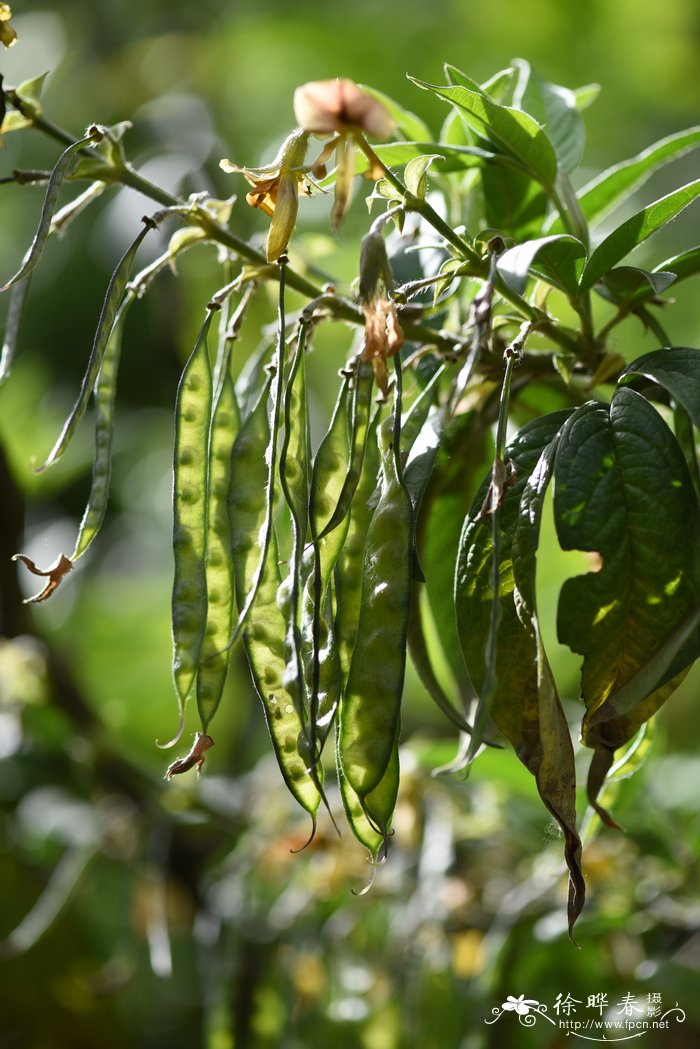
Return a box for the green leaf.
[619,346,700,430]
[409,78,558,187]
[556,126,700,232]
[455,409,584,935]
[403,154,440,200]
[597,266,676,306]
[359,83,433,142]
[554,389,700,751]
[572,83,601,112]
[320,140,495,188]
[497,234,586,296]
[578,179,700,291]
[480,164,548,240]
[652,245,700,285]
[512,59,585,174]
[444,63,516,104]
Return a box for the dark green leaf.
[619,346,700,430]
[455,409,583,935]
[554,390,700,813]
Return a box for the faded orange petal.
[266,172,299,262]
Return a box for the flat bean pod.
[279,321,312,726]
[228,274,322,825]
[333,406,381,679]
[315,359,374,542]
[338,360,413,802]
[0,274,32,384]
[337,723,399,866]
[171,309,215,712]
[195,317,241,732]
[302,374,352,759]
[71,290,135,561]
[0,130,100,293]
[37,219,154,472]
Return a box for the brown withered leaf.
[12,553,73,603]
[164,732,215,781]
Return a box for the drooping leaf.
[455,409,584,935]
[652,246,700,285]
[512,59,585,174]
[597,266,676,307]
[497,234,586,296]
[578,179,700,290]
[409,78,559,188]
[554,389,700,816]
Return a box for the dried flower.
[293,78,394,231]
[12,553,73,603]
[358,230,403,394]
[220,128,316,262]
[293,78,395,139]
[362,297,404,395]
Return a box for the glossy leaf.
[554,390,700,814]
[497,234,586,296]
[619,346,700,430]
[598,266,676,306]
[571,125,700,230]
[409,78,559,187]
[579,179,700,290]
[512,59,585,173]
[652,245,700,285]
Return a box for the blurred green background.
[1,1,700,1047]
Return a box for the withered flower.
[358,230,403,395]
[293,78,395,139]
[293,78,394,230]
[220,128,316,262]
